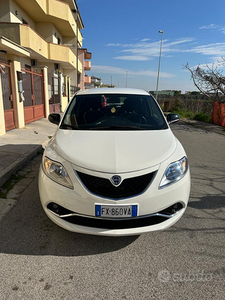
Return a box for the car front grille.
[62,214,168,229]
[76,171,156,199]
[47,202,184,230]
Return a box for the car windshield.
[60,93,168,130]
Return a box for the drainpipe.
[76,15,78,88]
[58,70,62,112]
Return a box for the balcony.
[20,25,48,59]
[47,0,77,35]
[49,43,76,69]
[13,0,80,37]
[0,23,78,69]
[84,51,92,60]
[78,59,82,74]
[78,29,83,47]
[84,60,91,71]
[84,75,91,84]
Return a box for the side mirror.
[48,113,60,125]
[167,113,180,124]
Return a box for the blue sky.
[77,0,225,93]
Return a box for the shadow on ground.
[0,177,139,257]
[188,195,225,210]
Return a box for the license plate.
[95,204,138,218]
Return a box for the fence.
[157,96,214,115]
[70,85,80,97]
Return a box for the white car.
[39,88,190,236]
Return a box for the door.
[22,67,45,124]
[0,62,16,131]
[48,74,61,113]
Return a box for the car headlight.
[43,157,73,189]
[159,156,188,188]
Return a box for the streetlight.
[155,30,164,101]
[125,71,128,88]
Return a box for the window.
[60,94,168,131]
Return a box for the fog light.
[52,203,59,214]
[160,203,183,216]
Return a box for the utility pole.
[125,71,128,88]
[156,30,164,100]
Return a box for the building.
[84,76,117,89]
[0,0,91,135]
[85,76,102,89]
[78,48,91,90]
[150,90,182,97]
[101,84,116,88]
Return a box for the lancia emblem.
[110,175,122,187]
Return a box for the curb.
[0,145,42,188]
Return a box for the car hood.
[52,129,177,173]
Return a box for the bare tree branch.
[184,60,225,102]
[184,63,211,98]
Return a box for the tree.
[185,61,225,102]
[185,61,225,126]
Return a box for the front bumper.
[38,159,191,236]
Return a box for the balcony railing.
[49,43,76,68]
[84,75,91,84]
[19,24,77,69]
[20,25,48,58]
[78,59,82,73]
[84,60,91,71]
[78,29,83,47]
[14,0,80,37]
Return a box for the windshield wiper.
[90,125,143,130]
[60,124,78,130]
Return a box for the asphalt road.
[0,122,224,300]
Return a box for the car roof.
[76,88,150,96]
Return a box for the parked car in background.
[39,88,191,236]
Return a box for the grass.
[193,112,211,123]
[171,108,211,123]
[171,108,195,119]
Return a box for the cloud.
[91,65,175,78]
[106,37,225,64]
[185,43,225,56]
[141,38,151,42]
[106,43,122,47]
[199,24,225,35]
[189,56,225,70]
[199,24,218,30]
[106,38,195,61]
[114,55,151,61]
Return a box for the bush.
[193,112,211,123]
[170,98,184,112]
[171,108,194,119]
[184,111,195,119]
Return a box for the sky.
[77,0,225,93]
